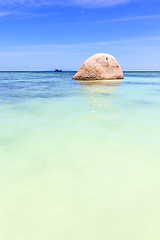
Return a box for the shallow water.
[0,71,160,240]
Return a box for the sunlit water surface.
[0,71,160,240]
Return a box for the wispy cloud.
[1,35,160,57]
[34,36,160,49]
[71,14,160,24]
[0,51,60,56]
[66,0,133,8]
[0,11,15,17]
[0,0,134,8]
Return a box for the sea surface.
[0,71,160,240]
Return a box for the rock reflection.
[78,79,122,86]
[77,80,122,119]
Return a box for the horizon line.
[0,70,160,72]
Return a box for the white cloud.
[0,0,134,7]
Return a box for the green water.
[0,71,160,240]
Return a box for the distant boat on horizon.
[54,69,62,72]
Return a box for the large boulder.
[73,53,124,80]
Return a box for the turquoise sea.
[0,71,160,240]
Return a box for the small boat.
[54,69,62,72]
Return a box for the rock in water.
[73,53,124,80]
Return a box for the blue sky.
[0,0,160,70]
